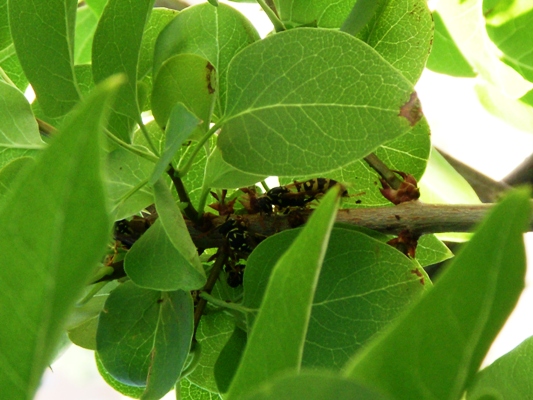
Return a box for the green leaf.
[0,46,29,90]
[151,54,215,138]
[0,0,10,51]
[343,189,531,400]
[105,146,154,220]
[180,378,222,400]
[204,146,266,189]
[187,308,236,393]
[214,326,247,393]
[86,0,108,16]
[0,80,44,168]
[466,335,533,399]
[149,103,201,185]
[92,0,155,142]
[416,234,454,268]
[68,317,99,350]
[419,148,481,205]
[280,117,430,208]
[485,0,533,83]
[96,281,194,398]
[75,5,99,64]
[0,157,34,211]
[354,0,433,83]
[273,0,356,28]
[240,370,392,400]
[226,187,341,399]
[436,0,532,98]
[96,352,145,399]
[0,76,120,398]
[218,28,420,176]
[152,178,206,284]
[153,2,259,115]
[341,0,383,36]
[426,11,476,77]
[9,0,80,117]
[244,227,429,371]
[124,218,206,291]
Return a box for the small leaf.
[204,147,266,189]
[218,28,419,176]
[149,103,201,185]
[426,11,476,77]
[124,219,206,291]
[92,0,155,142]
[152,179,206,284]
[153,2,259,114]
[0,81,44,168]
[96,281,194,398]
[240,370,392,400]
[9,0,80,116]
[0,76,121,398]
[466,335,533,399]
[151,54,214,138]
[343,189,531,400]
[226,187,341,399]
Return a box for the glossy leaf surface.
[344,189,531,399]
[218,28,420,176]
[0,76,119,398]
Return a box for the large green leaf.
[218,28,421,176]
[0,45,28,90]
[226,187,342,399]
[0,0,10,51]
[0,76,120,398]
[0,81,44,168]
[75,5,99,65]
[241,371,391,400]
[243,227,429,371]
[343,189,531,399]
[153,2,259,115]
[96,281,194,399]
[484,0,533,83]
[354,0,433,84]
[0,157,34,211]
[92,0,155,142]
[180,378,222,400]
[466,335,533,399]
[8,0,80,117]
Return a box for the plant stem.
[104,129,159,163]
[193,250,228,339]
[364,153,403,190]
[257,0,286,32]
[167,165,199,222]
[178,123,219,178]
[137,118,160,157]
[199,292,256,314]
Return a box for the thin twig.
[364,153,403,190]
[167,165,199,222]
[193,250,228,339]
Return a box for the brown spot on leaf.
[399,92,423,126]
[206,62,216,94]
[410,268,425,285]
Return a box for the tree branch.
[188,202,533,249]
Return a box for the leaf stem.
[104,129,159,163]
[177,122,220,177]
[199,292,256,313]
[257,0,286,32]
[166,165,199,222]
[137,118,160,157]
[193,250,228,340]
[364,153,403,190]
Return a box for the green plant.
[0,0,532,399]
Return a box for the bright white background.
[36,1,533,399]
